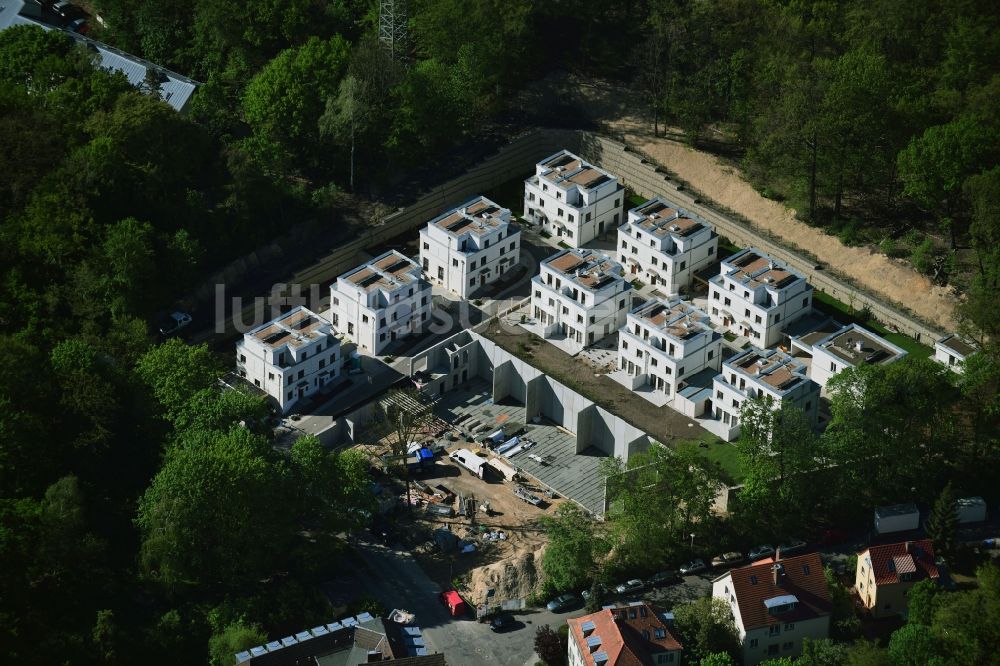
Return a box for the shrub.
[910,237,937,274]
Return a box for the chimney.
[774,546,782,562]
[854,341,863,352]
[905,541,913,554]
[772,563,784,587]
[366,651,384,663]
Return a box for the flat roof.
[250,307,329,349]
[431,196,510,237]
[631,299,712,341]
[875,503,918,517]
[341,250,421,293]
[539,150,615,190]
[817,324,905,367]
[724,248,804,290]
[728,348,807,392]
[544,249,625,291]
[937,334,977,357]
[630,198,709,238]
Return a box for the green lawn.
[627,192,647,208]
[812,291,934,359]
[676,433,744,485]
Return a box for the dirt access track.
[524,74,958,331]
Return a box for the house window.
[557,208,564,217]
[287,391,293,400]
[268,372,274,380]
[783,642,793,651]
[333,297,339,306]
[319,358,326,368]
[724,297,731,306]
[239,354,246,363]
[802,297,809,307]
[805,401,812,411]
[769,625,780,637]
[568,214,575,222]
[749,639,758,648]
[452,258,459,267]
[716,390,723,399]
[422,242,429,250]
[680,261,686,270]
[708,350,714,359]
[614,198,621,207]
[709,246,715,254]
[362,314,369,324]
[775,313,781,323]
[623,340,628,350]
[622,240,628,249]
[298,370,304,379]
[755,315,762,323]
[784,623,795,631]
[470,278,476,286]
[254,379,260,387]
[713,291,719,300]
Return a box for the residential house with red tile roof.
[855,539,939,619]
[712,551,831,665]
[567,602,683,666]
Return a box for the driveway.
[348,537,578,666]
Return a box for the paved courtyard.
[432,380,609,515]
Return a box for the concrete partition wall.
[493,360,513,403]
[525,374,543,423]
[590,405,650,458]
[537,376,593,434]
[576,405,597,453]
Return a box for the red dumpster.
[440,590,467,617]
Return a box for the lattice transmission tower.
[378,0,408,60]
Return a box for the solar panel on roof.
[311,626,329,636]
[280,636,297,647]
[326,622,343,631]
[295,631,312,642]
[342,616,359,626]
[355,611,374,622]
[265,641,282,651]
[235,651,252,663]
[586,636,603,648]
[581,620,596,632]
[251,646,268,656]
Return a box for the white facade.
[618,198,718,295]
[330,250,432,355]
[235,306,342,413]
[531,249,632,355]
[711,348,820,441]
[807,323,906,390]
[618,298,722,400]
[523,150,624,247]
[935,334,977,373]
[419,196,521,298]
[708,248,813,347]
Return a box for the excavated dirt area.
[523,74,958,331]
[398,453,559,607]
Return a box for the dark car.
[158,311,192,336]
[52,0,85,20]
[649,570,679,586]
[490,613,517,632]
[615,579,646,595]
[777,538,808,555]
[748,545,775,562]
[679,559,707,575]
[546,593,580,613]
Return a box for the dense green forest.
[0,0,997,663]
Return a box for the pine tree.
[927,483,958,559]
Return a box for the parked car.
[489,613,517,632]
[748,545,775,562]
[679,559,706,575]
[67,17,89,33]
[546,593,580,613]
[158,311,192,336]
[615,579,646,594]
[777,538,808,555]
[581,583,607,601]
[649,570,679,586]
[52,0,85,20]
[711,552,746,568]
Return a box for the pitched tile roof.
[862,539,939,586]
[567,603,682,666]
[721,552,831,631]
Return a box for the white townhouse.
[713,552,831,665]
[235,306,342,413]
[618,298,722,401]
[711,348,820,441]
[618,197,718,295]
[330,250,432,355]
[708,248,813,347]
[419,196,521,298]
[531,249,632,355]
[805,323,907,390]
[935,334,977,374]
[523,150,624,246]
